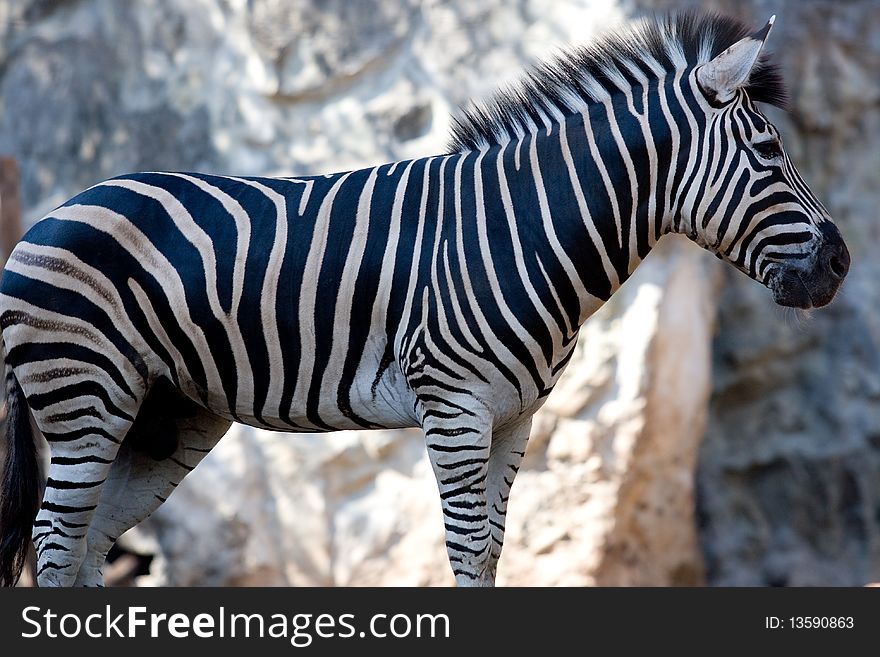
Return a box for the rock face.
[1,0,876,586]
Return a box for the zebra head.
[682,16,849,309]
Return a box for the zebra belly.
[211,337,420,433]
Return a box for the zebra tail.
[0,349,40,587]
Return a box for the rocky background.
[0,0,877,586]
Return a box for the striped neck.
[479,103,679,326]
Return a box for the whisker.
[775,305,814,332]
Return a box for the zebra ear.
[696,15,775,103]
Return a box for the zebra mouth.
[769,268,814,309]
[767,225,849,310]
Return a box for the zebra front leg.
[485,416,531,580]
[74,404,231,586]
[423,406,496,587]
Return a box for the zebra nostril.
[829,254,846,279]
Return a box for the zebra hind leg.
[73,381,231,586]
[30,402,134,587]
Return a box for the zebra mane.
[448,10,787,153]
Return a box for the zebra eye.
[753,140,782,160]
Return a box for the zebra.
[0,11,849,587]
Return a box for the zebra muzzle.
[769,224,849,309]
